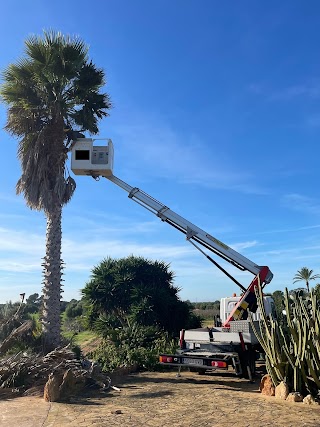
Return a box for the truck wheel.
[239,349,256,380]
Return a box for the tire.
[239,348,256,380]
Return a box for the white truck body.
[220,295,274,323]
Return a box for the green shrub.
[90,322,177,372]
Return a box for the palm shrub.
[83,255,201,336]
[83,255,201,371]
[0,31,111,350]
[252,284,320,396]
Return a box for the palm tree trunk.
[41,204,63,351]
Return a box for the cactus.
[251,284,320,396]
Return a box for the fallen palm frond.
[0,346,111,397]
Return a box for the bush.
[90,321,177,372]
[82,255,201,337]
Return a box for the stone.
[275,381,289,400]
[303,394,319,405]
[60,369,86,401]
[259,374,275,396]
[44,369,87,402]
[43,372,63,402]
[59,369,76,401]
[286,392,303,402]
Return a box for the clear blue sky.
[1,0,320,303]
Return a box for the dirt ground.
[1,366,319,427]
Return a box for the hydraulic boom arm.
[70,138,273,326]
[106,175,273,287]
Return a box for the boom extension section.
[107,175,273,284]
[71,138,273,325]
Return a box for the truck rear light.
[159,356,173,363]
[211,361,227,368]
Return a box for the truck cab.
[220,295,275,323]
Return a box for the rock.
[286,392,303,402]
[43,372,63,402]
[275,381,289,400]
[111,410,122,414]
[60,369,86,401]
[259,374,275,396]
[303,394,319,405]
[44,368,87,402]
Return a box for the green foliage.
[192,300,220,311]
[293,267,320,293]
[0,30,112,350]
[0,30,111,212]
[82,255,201,372]
[24,293,42,314]
[91,321,177,372]
[252,285,320,396]
[0,311,44,356]
[71,330,98,346]
[82,255,201,337]
[0,301,24,341]
[191,301,220,326]
[28,313,42,338]
[64,299,84,318]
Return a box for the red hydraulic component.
[223,266,270,327]
[179,329,186,349]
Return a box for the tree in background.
[25,293,42,314]
[65,299,84,319]
[62,299,86,336]
[0,31,111,350]
[293,267,320,293]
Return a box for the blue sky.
[1,0,320,303]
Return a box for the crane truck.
[71,138,274,380]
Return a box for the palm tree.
[0,31,111,351]
[82,255,201,336]
[293,267,320,293]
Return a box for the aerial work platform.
[71,138,114,177]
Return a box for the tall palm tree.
[0,31,111,351]
[293,267,320,293]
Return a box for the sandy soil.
[1,367,320,426]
